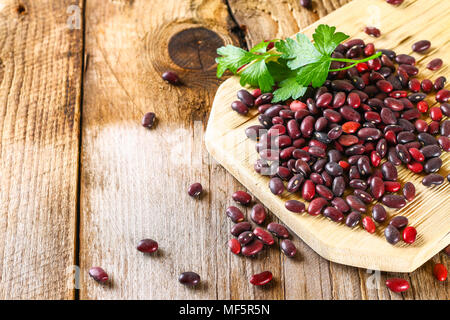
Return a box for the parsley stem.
[328,52,382,72]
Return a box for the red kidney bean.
[402,182,416,202]
[142,112,156,129]
[231,101,249,115]
[331,197,350,213]
[390,216,408,229]
[382,194,406,209]
[369,177,385,200]
[267,222,290,239]
[302,179,316,201]
[316,184,334,200]
[254,93,273,107]
[395,144,411,164]
[436,89,450,103]
[253,227,274,245]
[385,278,409,292]
[308,197,328,216]
[287,174,304,193]
[238,231,255,245]
[384,181,401,193]
[384,97,404,111]
[424,157,442,173]
[316,92,332,107]
[285,200,305,213]
[371,204,387,223]
[399,64,419,76]
[237,89,255,107]
[358,128,382,141]
[246,125,266,141]
[418,132,438,146]
[402,226,417,244]
[395,54,415,66]
[269,177,285,195]
[376,80,393,93]
[250,271,273,286]
[281,239,297,257]
[251,204,266,225]
[421,145,441,158]
[162,71,180,84]
[300,0,312,8]
[427,58,443,71]
[345,211,361,228]
[438,136,450,151]
[407,161,423,173]
[441,120,450,137]
[357,156,372,176]
[433,264,448,282]
[380,108,396,125]
[331,176,346,197]
[300,116,315,138]
[226,206,244,223]
[385,225,401,245]
[381,161,397,181]
[354,189,373,204]
[228,238,241,254]
[422,173,444,187]
[445,245,450,257]
[346,195,366,213]
[188,182,203,197]
[412,40,431,53]
[310,172,324,185]
[137,239,158,253]
[408,148,424,162]
[414,119,428,132]
[232,191,252,205]
[89,267,109,283]
[349,179,367,190]
[421,79,433,93]
[241,239,264,256]
[362,216,376,234]
[323,206,344,222]
[231,222,252,237]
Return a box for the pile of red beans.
[231,38,450,247]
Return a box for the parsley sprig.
[216,24,381,102]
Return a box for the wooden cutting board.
[205,0,450,272]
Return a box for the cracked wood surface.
[0,0,447,299]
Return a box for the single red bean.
[237,89,255,107]
[422,174,444,187]
[238,231,255,245]
[231,101,249,115]
[226,206,245,223]
[346,195,366,213]
[345,211,361,228]
[362,216,376,234]
[412,40,431,53]
[372,204,387,223]
[89,267,109,283]
[285,200,305,213]
[386,278,409,292]
[323,206,344,222]
[281,239,297,257]
[142,112,156,129]
[179,272,200,286]
[427,58,443,71]
[433,264,448,282]
[402,226,417,244]
[250,271,273,286]
[188,182,203,197]
[231,222,252,237]
[228,238,241,254]
[137,239,158,253]
[382,194,406,209]
[241,239,264,256]
[302,179,316,201]
[232,191,252,205]
[308,197,328,216]
[162,71,180,84]
[253,227,275,245]
[267,222,289,239]
[390,216,408,229]
[384,181,401,193]
[251,204,266,225]
[385,225,401,245]
[402,182,415,201]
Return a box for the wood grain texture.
[206,0,449,297]
[0,0,83,299]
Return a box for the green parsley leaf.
[249,40,271,54]
[295,56,331,88]
[272,77,307,103]
[312,24,349,56]
[239,59,275,93]
[275,33,321,70]
[266,60,294,82]
[215,45,257,77]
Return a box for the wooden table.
[0,0,447,300]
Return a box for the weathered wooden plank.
[79,0,260,299]
[0,0,83,299]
